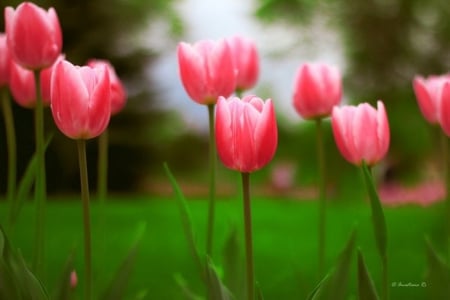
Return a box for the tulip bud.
[227,35,259,92]
[5,2,62,70]
[9,61,36,108]
[331,101,390,166]
[293,62,342,119]
[50,59,111,139]
[215,95,278,173]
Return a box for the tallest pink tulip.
[5,2,62,70]
[177,39,236,105]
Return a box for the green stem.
[206,104,216,257]
[1,88,17,229]
[242,172,254,300]
[77,139,93,300]
[315,117,326,278]
[32,70,47,280]
[382,255,388,300]
[97,129,108,203]
[441,132,450,264]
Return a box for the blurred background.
[1,0,449,198]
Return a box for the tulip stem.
[32,70,47,280]
[206,104,216,257]
[77,139,93,300]
[241,172,254,300]
[1,88,17,230]
[97,129,109,203]
[315,117,326,278]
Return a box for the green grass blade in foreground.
[174,274,203,300]
[425,237,450,299]
[357,248,379,300]
[223,224,244,299]
[307,229,356,300]
[52,249,75,300]
[0,226,49,300]
[10,135,53,229]
[163,162,204,280]
[256,282,264,300]
[361,162,387,260]
[206,257,233,300]
[101,222,146,300]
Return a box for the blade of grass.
[357,248,379,300]
[206,257,233,300]
[425,237,450,299]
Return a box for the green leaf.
[163,162,204,280]
[425,237,450,299]
[308,229,356,300]
[256,282,264,300]
[222,224,244,299]
[357,249,379,300]
[361,162,387,260]
[10,135,53,228]
[173,273,203,300]
[100,222,146,300]
[52,249,76,300]
[206,257,233,300]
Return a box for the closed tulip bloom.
[412,75,450,124]
[439,82,450,137]
[215,95,278,173]
[177,39,236,105]
[0,33,12,86]
[5,2,62,70]
[227,35,259,92]
[50,60,111,139]
[293,62,342,119]
[9,61,37,108]
[40,55,64,104]
[331,101,390,166]
[87,59,126,115]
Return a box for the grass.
[1,195,445,299]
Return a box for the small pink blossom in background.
[412,74,450,124]
[215,95,278,173]
[50,59,111,139]
[379,181,444,207]
[227,35,259,92]
[87,59,127,115]
[270,162,296,192]
[5,2,62,70]
[70,270,78,289]
[292,62,342,119]
[9,61,36,108]
[331,101,390,166]
[177,39,236,105]
[0,33,12,86]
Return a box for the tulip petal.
[413,77,439,124]
[440,82,450,137]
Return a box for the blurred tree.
[0,0,188,193]
[256,0,450,187]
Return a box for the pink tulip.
[5,2,62,70]
[50,59,111,139]
[227,35,259,92]
[9,61,36,108]
[177,39,236,105]
[331,101,390,166]
[0,33,12,86]
[292,62,342,119]
[439,81,450,137]
[412,75,450,124]
[87,59,126,115]
[215,95,278,173]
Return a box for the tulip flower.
[227,35,259,93]
[4,2,62,70]
[331,101,390,166]
[9,61,36,108]
[50,59,111,140]
[412,75,450,124]
[40,55,64,104]
[87,59,126,115]
[177,39,236,105]
[216,95,278,173]
[292,62,342,119]
[0,34,11,86]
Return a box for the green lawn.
[1,196,445,299]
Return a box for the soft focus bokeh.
[1,0,449,299]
